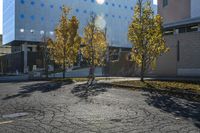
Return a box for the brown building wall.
[153,32,200,76]
[106,52,136,76]
[176,32,200,69]
[158,0,191,24]
[153,39,177,76]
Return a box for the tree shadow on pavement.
[71,83,108,100]
[2,80,73,100]
[142,83,200,129]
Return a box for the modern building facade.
[0,35,11,74]
[3,0,156,73]
[154,0,200,76]
[3,0,155,46]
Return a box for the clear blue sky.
[0,0,157,35]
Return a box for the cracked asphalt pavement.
[0,81,200,133]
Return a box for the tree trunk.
[63,44,66,79]
[140,54,145,82]
[63,57,66,79]
[45,62,48,79]
[44,48,48,79]
[63,62,65,79]
[139,0,144,82]
[92,66,95,81]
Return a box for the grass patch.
[112,80,200,92]
[111,80,200,101]
[51,78,87,83]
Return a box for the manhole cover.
[2,112,29,119]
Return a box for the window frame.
[163,0,168,7]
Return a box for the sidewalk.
[75,76,200,85]
[0,75,199,83]
[97,77,200,82]
[0,75,29,82]
[49,67,103,78]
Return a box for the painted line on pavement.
[0,121,14,125]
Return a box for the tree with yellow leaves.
[82,16,108,83]
[128,0,168,81]
[48,6,81,78]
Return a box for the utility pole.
[104,26,110,77]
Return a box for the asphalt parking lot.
[0,81,200,133]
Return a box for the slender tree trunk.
[92,53,95,81]
[89,20,95,82]
[140,63,144,82]
[42,35,49,79]
[63,46,66,79]
[53,57,55,78]
[63,62,65,79]
[140,54,145,82]
[92,65,95,81]
[139,0,144,82]
[44,47,48,79]
[45,62,48,79]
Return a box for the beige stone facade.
[156,0,200,77]
[153,32,200,76]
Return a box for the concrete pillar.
[32,46,37,52]
[174,29,179,35]
[22,44,28,73]
[118,48,122,60]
